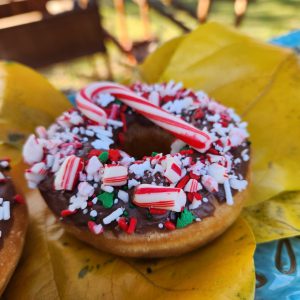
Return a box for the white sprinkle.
[158,223,164,229]
[3,201,10,220]
[203,197,208,203]
[90,210,97,217]
[92,197,98,204]
[103,207,124,225]
[224,180,234,205]
[196,218,202,222]
[118,190,129,203]
[128,179,140,189]
[107,119,123,128]
[101,184,114,193]
[114,199,119,204]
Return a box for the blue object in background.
[255,238,300,300]
[270,30,300,52]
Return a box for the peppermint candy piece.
[54,155,84,190]
[88,221,103,235]
[207,163,228,184]
[164,156,182,183]
[102,165,128,186]
[76,92,107,125]
[184,179,202,193]
[25,162,47,188]
[201,175,219,193]
[133,184,186,212]
[23,134,44,164]
[85,156,103,176]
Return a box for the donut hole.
[123,122,174,159]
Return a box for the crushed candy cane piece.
[54,155,83,190]
[23,134,44,164]
[133,184,186,212]
[201,175,219,193]
[102,165,128,186]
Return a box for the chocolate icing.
[39,108,250,235]
[0,166,16,249]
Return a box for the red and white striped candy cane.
[76,88,107,125]
[133,184,186,212]
[79,82,212,153]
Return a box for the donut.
[0,158,28,295]
[23,81,250,257]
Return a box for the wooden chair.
[0,0,110,76]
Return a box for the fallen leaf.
[243,191,300,243]
[0,61,71,150]
[140,22,300,206]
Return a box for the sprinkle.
[176,175,190,189]
[13,194,25,204]
[126,217,137,234]
[90,210,97,218]
[61,209,78,217]
[97,192,114,208]
[87,221,103,235]
[164,220,176,230]
[176,209,195,228]
[229,178,248,191]
[109,149,121,161]
[117,190,129,203]
[118,217,128,231]
[158,223,164,229]
[103,207,124,225]
[99,151,109,163]
[101,184,114,193]
[224,180,234,205]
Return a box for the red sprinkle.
[126,217,137,234]
[13,194,25,204]
[109,149,121,162]
[118,217,129,232]
[187,193,194,203]
[149,208,167,215]
[61,209,78,217]
[176,175,190,189]
[180,149,194,155]
[164,220,175,230]
[194,108,204,120]
[120,112,127,132]
[88,149,102,159]
[208,148,219,155]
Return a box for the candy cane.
[102,165,128,186]
[133,184,186,212]
[54,155,84,190]
[76,93,107,125]
[78,82,212,153]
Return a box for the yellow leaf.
[0,61,71,148]
[140,36,184,84]
[140,22,300,206]
[4,164,256,300]
[243,191,300,243]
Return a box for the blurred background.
[0,0,299,90]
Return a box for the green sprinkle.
[91,216,97,221]
[99,151,109,163]
[123,210,129,217]
[176,209,195,228]
[97,192,113,208]
[151,152,159,157]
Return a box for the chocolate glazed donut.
[23,81,250,257]
[0,159,28,295]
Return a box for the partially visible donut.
[0,159,28,295]
[23,81,250,257]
